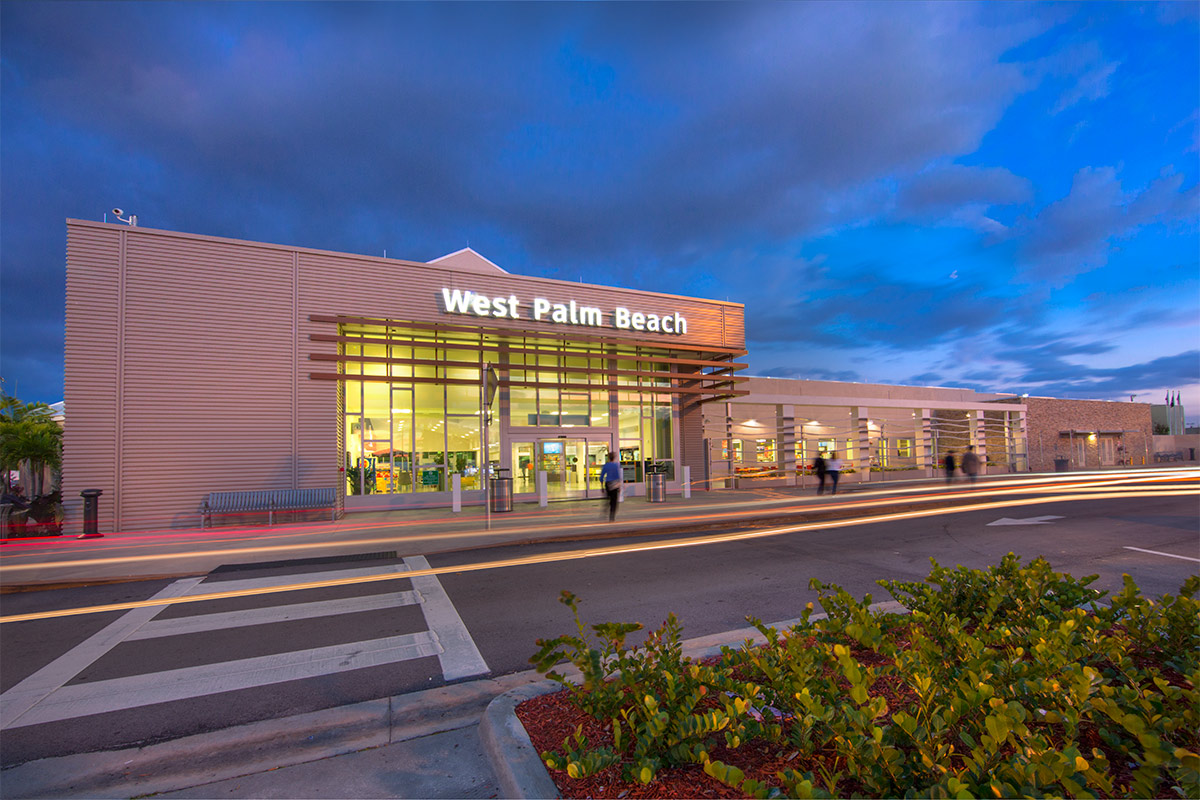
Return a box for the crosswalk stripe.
[6,632,442,728]
[126,591,422,640]
[404,556,489,680]
[0,577,204,728]
[183,563,409,597]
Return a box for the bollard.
[451,473,462,513]
[537,471,548,508]
[682,466,691,499]
[78,489,104,539]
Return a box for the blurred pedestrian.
[961,446,980,484]
[827,452,843,495]
[813,452,828,494]
[600,452,622,521]
[944,450,957,484]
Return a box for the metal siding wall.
[63,226,123,533]
[678,403,706,484]
[298,251,738,349]
[296,255,339,495]
[64,221,746,531]
[116,233,297,530]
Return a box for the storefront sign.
[440,288,687,335]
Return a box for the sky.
[2,2,1197,421]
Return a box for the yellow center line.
[0,488,1191,624]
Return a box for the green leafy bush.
[530,556,1200,798]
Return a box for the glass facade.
[339,322,696,500]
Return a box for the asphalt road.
[1,491,1196,767]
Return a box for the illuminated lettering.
[443,289,686,335]
[441,288,474,314]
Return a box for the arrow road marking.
[987,515,1065,526]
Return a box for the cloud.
[1012,350,1200,399]
[1014,167,1196,284]
[898,164,1032,213]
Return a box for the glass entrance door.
[511,438,611,500]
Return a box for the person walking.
[600,452,622,521]
[826,452,843,495]
[961,446,980,484]
[944,450,957,484]
[813,452,828,495]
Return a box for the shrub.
[529,556,1199,798]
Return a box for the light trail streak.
[3,470,1192,558]
[1,479,1195,572]
[1,487,1193,625]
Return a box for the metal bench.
[201,488,337,527]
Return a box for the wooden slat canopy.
[308,314,749,403]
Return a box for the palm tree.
[1,393,62,496]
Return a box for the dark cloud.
[1,1,1195,409]
[1010,350,1200,399]
[1013,167,1196,284]
[893,164,1032,231]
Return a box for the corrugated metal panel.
[678,403,706,484]
[63,226,123,533]
[115,232,297,531]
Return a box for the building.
[998,396,1153,472]
[63,220,747,533]
[702,377,1028,486]
[1151,400,1186,435]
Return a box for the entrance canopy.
[308,314,749,405]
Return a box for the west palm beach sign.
[440,288,688,335]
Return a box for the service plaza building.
[61,220,1153,533]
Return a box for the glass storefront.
[339,322,697,503]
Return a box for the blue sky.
[2,2,1197,420]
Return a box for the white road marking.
[3,559,485,727]
[183,563,409,597]
[404,555,490,680]
[1123,546,1200,563]
[5,631,442,728]
[986,515,1065,526]
[0,577,204,728]
[126,591,422,640]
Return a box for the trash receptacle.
[79,488,104,538]
[647,469,666,503]
[1054,458,1069,472]
[489,470,513,513]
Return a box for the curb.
[0,670,547,800]
[480,681,566,800]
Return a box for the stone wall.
[998,397,1152,472]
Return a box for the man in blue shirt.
[600,452,622,521]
